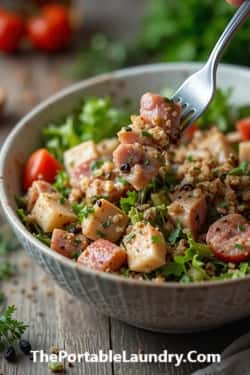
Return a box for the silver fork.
[171,0,250,129]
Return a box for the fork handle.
[207,0,250,74]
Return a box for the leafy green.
[0,306,28,351]
[128,207,143,225]
[72,202,94,222]
[16,208,51,247]
[197,88,235,133]
[43,97,129,160]
[213,263,250,280]
[139,0,250,66]
[229,161,250,176]
[69,34,134,79]
[120,191,138,213]
[54,170,71,199]
[0,229,19,257]
[168,221,182,245]
[0,262,16,282]
[159,234,213,281]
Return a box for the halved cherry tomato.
[236,117,250,140]
[23,148,62,190]
[0,8,25,52]
[182,123,198,143]
[27,4,71,52]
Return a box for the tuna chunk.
[70,159,93,188]
[64,141,99,174]
[51,228,88,259]
[77,239,127,272]
[113,143,161,190]
[27,180,54,212]
[168,194,207,235]
[85,178,128,204]
[140,93,181,142]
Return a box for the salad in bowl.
[16,85,250,284]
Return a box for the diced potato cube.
[168,194,207,235]
[96,138,118,157]
[239,142,250,163]
[27,180,54,212]
[77,239,127,272]
[199,128,233,163]
[32,193,76,232]
[124,222,167,272]
[51,229,88,259]
[64,141,99,174]
[82,199,128,242]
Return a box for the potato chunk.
[239,142,250,163]
[27,180,54,212]
[51,229,88,259]
[64,141,99,174]
[82,199,129,242]
[168,194,207,235]
[77,239,127,272]
[31,193,76,232]
[199,127,233,163]
[124,222,167,272]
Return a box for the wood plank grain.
[110,316,250,375]
[0,248,112,375]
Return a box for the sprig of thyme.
[0,306,28,351]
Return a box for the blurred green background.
[72,0,250,78]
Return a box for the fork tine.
[182,111,198,130]
[181,105,193,120]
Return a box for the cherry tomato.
[23,148,62,190]
[182,123,198,143]
[236,117,250,141]
[27,4,71,52]
[0,8,25,52]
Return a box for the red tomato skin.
[27,4,71,52]
[182,123,198,142]
[236,117,250,141]
[0,8,25,52]
[23,148,61,190]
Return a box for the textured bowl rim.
[1,61,250,290]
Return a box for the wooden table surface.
[1,53,250,375]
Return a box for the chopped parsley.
[54,171,71,198]
[235,243,244,251]
[96,230,106,238]
[229,161,249,176]
[141,130,152,138]
[72,202,94,221]
[120,191,138,213]
[151,235,162,244]
[90,159,105,171]
[102,219,112,228]
[168,221,182,245]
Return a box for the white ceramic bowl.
[1,63,250,333]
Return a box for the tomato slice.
[236,117,250,141]
[23,148,61,190]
